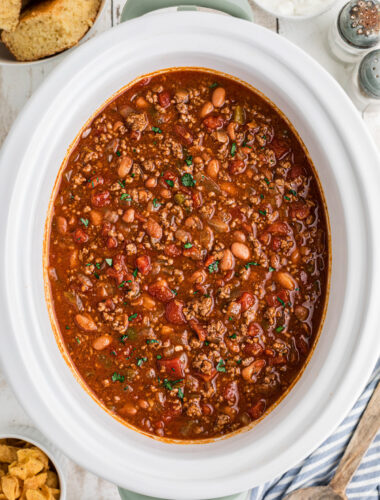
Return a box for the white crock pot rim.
[0,11,379,500]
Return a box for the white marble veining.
[0,1,378,498]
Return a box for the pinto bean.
[56,216,67,234]
[231,242,250,260]
[145,177,157,188]
[295,305,309,321]
[200,101,214,118]
[135,96,149,109]
[146,218,162,240]
[75,314,97,332]
[227,122,236,140]
[122,208,135,223]
[233,230,246,242]
[275,271,296,290]
[90,210,103,226]
[92,335,112,351]
[206,159,220,178]
[220,249,235,271]
[119,403,137,417]
[118,156,133,178]
[212,87,226,108]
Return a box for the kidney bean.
[212,87,226,108]
[267,221,290,235]
[231,242,250,260]
[238,292,256,312]
[106,236,118,249]
[248,322,263,337]
[249,399,266,420]
[173,124,193,145]
[91,190,110,207]
[203,115,224,130]
[271,138,290,160]
[75,314,97,332]
[148,281,174,302]
[73,228,88,244]
[158,90,171,108]
[220,249,235,271]
[287,164,304,180]
[157,353,187,378]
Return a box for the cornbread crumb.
[0,0,22,31]
[1,0,101,61]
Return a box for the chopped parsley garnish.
[181,173,196,187]
[75,337,80,344]
[116,151,121,157]
[236,359,242,365]
[260,194,264,200]
[118,180,125,188]
[177,387,184,400]
[65,325,70,330]
[119,281,127,288]
[120,334,128,344]
[172,289,178,295]
[269,266,275,272]
[137,357,147,367]
[284,195,291,201]
[264,177,270,185]
[165,179,174,187]
[111,350,117,356]
[230,142,237,157]
[146,339,159,344]
[153,198,159,207]
[80,218,89,227]
[245,262,259,269]
[112,372,125,382]
[259,209,267,216]
[132,268,138,278]
[94,272,100,279]
[105,258,113,266]
[156,355,162,360]
[185,155,193,166]
[162,378,183,391]
[95,262,101,269]
[208,260,219,273]
[204,341,209,346]
[152,126,162,134]
[216,360,226,373]
[277,297,285,306]
[289,189,297,196]
[184,242,193,248]
[276,325,285,332]
[209,82,219,88]
[228,317,234,322]
[129,313,137,321]
[120,193,132,201]
[230,333,237,339]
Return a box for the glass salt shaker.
[346,49,380,112]
[328,0,380,63]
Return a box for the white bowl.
[0,0,108,66]
[0,11,379,500]
[253,0,338,20]
[0,425,67,499]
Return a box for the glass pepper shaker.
[328,1,380,63]
[346,49,380,112]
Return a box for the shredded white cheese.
[259,0,334,17]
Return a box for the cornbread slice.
[1,0,101,61]
[0,0,22,31]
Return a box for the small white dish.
[0,0,108,66]
[0,425,67,499]
[253,0,338,21]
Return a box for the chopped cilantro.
[153,198,159,207]
[230,333,237,339]
[245,262,259,269]
[284,195,291,201]
[185,155,193,166]
[146,339,159,344]
[94,272,100,279]
[120,334,128,344]
[95,262,101,269]
[289,189,297,196]
[152,126,162,134]
[129,313,138,321]
[111,350,117,356]
[105,258,113,266]
[116,151,121,157]
[260,194,264,200]
[118,180,125,189]
[204,341,209,346]
[230,142,237,157]
[80,218,89,227]
[269,266,275,272]
[216,360,226,373]
[162,378,183,391]
[228,317,234,322]
[276,325,285,332]
[177,387,184,400]
[181,173,196,187]
[184,242,193,248]
[259,209,267,216]
[119,281,127,288]
[236,359,242,365]
[208,260,219,273]
[133,268,138,278]
[65,325,70,330]
[112,372,125,382]
[120,193,132,201]
[75,337,80,344]
[264,177,270,185]
[209,82,219,88]
[171,289,178,295]
[165,179,174,187]
[137,357,147,367]
[277,297,285,306]
[156,354,162,360]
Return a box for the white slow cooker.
[0,5,380,500]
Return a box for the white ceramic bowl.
[0,11,380,500]
[0,0,108,66]
[0,426,67,499]
[253,0,338,20]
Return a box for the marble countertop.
[0,1,378,498]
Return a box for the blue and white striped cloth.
[250,360,380,500]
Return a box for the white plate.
[0,11,379,500]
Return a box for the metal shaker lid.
[338,1,380,48]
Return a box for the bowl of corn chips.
[0,427,65,500]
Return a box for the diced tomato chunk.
[91,190,110,207]
[229,159,246,175]
[189,319,206,342]
[157,354,187,379]
[73,228,88,244]
[249,399,266,420]
[136,255,151,275]
[247,322,263,337]
[203,115,224,130]
[173,124,193,145]
[148,281,174,302]
[238,292,256,313]
[290,202,310,220]
[267,221,290,235]
[271,138,290,160]
[165,299,186,324]
[287,164,305,180]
